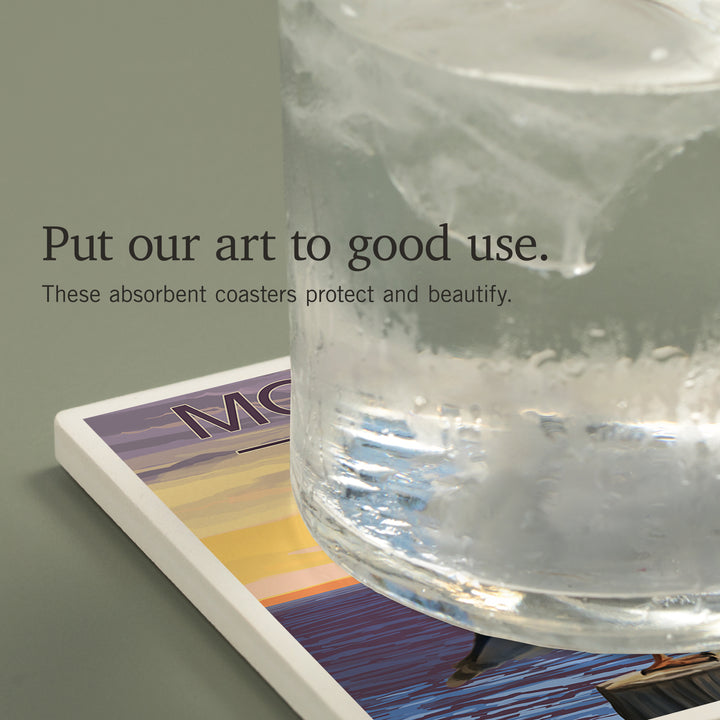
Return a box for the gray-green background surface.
[3,2,298,717]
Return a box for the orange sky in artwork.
[148,434,294,539]
[203,513,326,584]
[201,512,358,602]
[147,440,359,602]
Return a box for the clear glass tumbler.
[280,0,720,653]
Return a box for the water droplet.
[440,404,461,417]
[529,348,556,368]
[651,345,685,361]
[340,3,358,17]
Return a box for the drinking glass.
[280,0,720,652]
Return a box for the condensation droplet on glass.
[651,345,685,361]
[529,348,557,368]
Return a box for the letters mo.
[171,379,290,440]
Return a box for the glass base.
[308,515,720,655]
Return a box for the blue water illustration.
[268,584,657,720]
